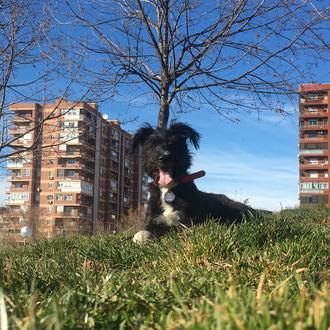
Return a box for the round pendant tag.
[164,191,176,203]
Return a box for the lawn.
[0,208,329,329]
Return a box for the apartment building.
[299,84,330,207]
[4,99,148,240]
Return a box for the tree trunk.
[158,91,170,129]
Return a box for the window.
[7,158,23,167]
[56,205,64,213]
[65,170,75,177]
[55,219,64,227]
[300,182,328,190]
[110,179,118,191]
[48,183,53,189]
[47,195,53,201]
[308,119,318,126]
[57,169,64,177]
[111,151,119,161]
[307,93,324,100]
[23,169,30,176]
[64,206,74,214]
[309,159,318,165]
[307,131,318,138]
[112,140,119,150]
[64,194,73,201]
[10,192,28,201]
[301,195,328,204]
[15,183,23,188]
[60,108,80,116]
[309,172,318,178]
[112,129,119,140]
[56,194,62,201]
[307,107,317,112]
[67,146,78,152]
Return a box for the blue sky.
[2,1,330,211]
[0,90,299,211]
[107,98,299,211]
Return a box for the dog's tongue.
[158,170,173,186]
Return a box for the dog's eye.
[151,144,156,149]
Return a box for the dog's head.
[132,122,200,185]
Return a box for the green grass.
[0,208,329,329]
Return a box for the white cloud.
[191,149,298,212]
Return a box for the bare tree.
[62,0,330,128]
[0,0,101,162]
[0,0,60,161]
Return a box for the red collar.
[156,170,205,188]
[179,170,205,183]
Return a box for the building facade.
[299,84,330,207]
[4,99,147,240]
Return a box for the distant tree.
[64,0,330,128]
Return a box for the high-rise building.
[4,99,148,240]
[299,84,330,207]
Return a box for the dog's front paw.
[133,230,154,244]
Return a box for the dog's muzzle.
[159,150,171,162]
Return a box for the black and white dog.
[132,122,257,242]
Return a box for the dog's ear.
[170,122,200,149]
[132,124,155,151]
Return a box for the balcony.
[300,97,328,105]
[299,163,328,170]
[8,126,33,135]
[82,152,95,161]
[7,161,24,169]
[12,114,33,122]
[5,199,29,205]
[79,140,95,150]
[300,176,328,182]
[8,176,31,181]
[299,111,328,118]
[55,211,79,218]
[299,136,328,143]
[57,174,81,181]
[299,149,328,156]
[299,124,328,130]
[58,151,82,158]
[55,210,90,218]
[299,188,327,194]
[11,139,32,147]
[9,186,30,192]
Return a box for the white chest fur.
[154,187,181,226]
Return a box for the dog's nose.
[159,151,170,161]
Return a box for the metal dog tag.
[164,191,175,203]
